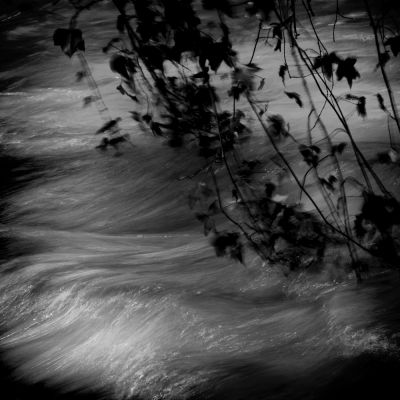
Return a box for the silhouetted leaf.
[299,144,319,166]
[310,145,321,154]
[212,231,243,263]
[376,93,386,111]
[150,121,163,136]
[267,114,288,138]
[76,71,86,82]
[332,142,347,155]
[83,96,95,107]
[116,84,126,95]
[345,93,359,101]
[278,64,288,85]
[336,57,360,88]
[274,38,282,52]
[110,54,136,80]
[319,177,335,192]
[109,135,127,148]
[96,118,122,134]
[265,181,276,198]
[328,175,337,185]
[232,188,238,202]
[359,192,400,232]
[285,91,303,107]
[142,114,152,124]
[53,28,85,57]
[357,96,366,117]
[195,212,208,222]
[376,51,390,68]
[313,52,340,80]
[117,15,125,33]
[246,62,262,71]
[384,36,400,56]
[130,111,141,121]
[257,78,265,90]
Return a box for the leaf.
[285,91,303,107]
[332,142,347,155]
[53,28,85,57]
[130,111,141,121]
[108,135,128,148]
[211,231,243,263]
[376,51,390,68]
[274,38,282,52]
[83,96,95,107]
[313,52,340,80]
[345,93,359,101]
[328,175,338,185]
[271,24,282,40]
[76,71,86,82]
[299,144,319,166]
[150,121,163,136]
[310,145,321,154]
[228,84,242,100]
[319,178,335,192]
[265,181,276,198]
[257,78,265,91]
[142,114,152,124]
[96,118,121,134]
[376,93,386,111]
[356,96,366,117]
[110,54,136,80]
[117,15,125,33]
[267,114,288,138]
[359,192,400,231]
[278,64,288,85]
[116,84,126,95]
[384,36,400,57]
[336,57,360,88]
[232,188,238,202]
[246,63,262,71]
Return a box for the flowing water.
[1,2,400,399]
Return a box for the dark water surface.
[1,1,400,399]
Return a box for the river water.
[1,1,400,399]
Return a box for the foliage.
[53,0,400,281]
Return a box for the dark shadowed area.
[1,1,400,399]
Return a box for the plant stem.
[364,0,400,137]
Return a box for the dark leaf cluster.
[53,28,85,57]
[212,231,243,263]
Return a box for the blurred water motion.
[1,2,400,399]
